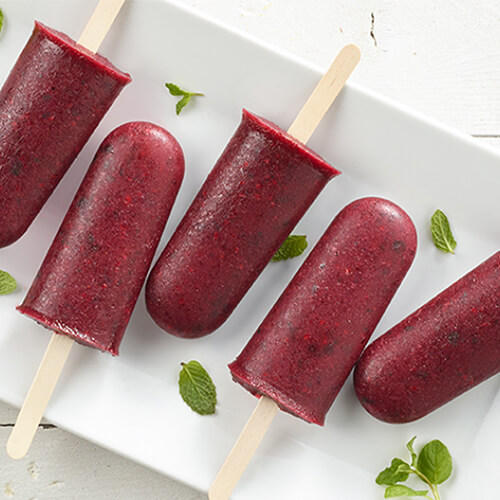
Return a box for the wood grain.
[78,0,126,53]
[287,44,360,143]
[209,397,279,500]
[6,335,73,460]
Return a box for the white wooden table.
[1,0,498,497]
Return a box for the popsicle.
[354,251,500,424]
[209,197,417,499]
[7,121,184,459]
[0,1,130,248]
[146,110,340,338]
[146,47,361,340]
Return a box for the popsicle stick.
[6,2,126,460]
[287,44,361,144]
[209,45,360,499]
[209,397,279,500]
[6,334,73,460]
[78,0,126,53]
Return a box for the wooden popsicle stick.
[287,44,361,143]
[209,45,361,500]
[78,0,126,53]
[6,1,126,461]
[209,397,279,500]
[6,333,73,459]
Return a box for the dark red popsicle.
[0,21,130,248]
[229,197,417,425]
[354,251,500,423]
[145,109,340,339]
[17,122,184,355]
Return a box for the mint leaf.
[376,458,412,485]
[430,209,457,254]
[417,440,452,485]
[165,82,204,115]
[384,485,429,498]
[406,436,418,467]
[377,438,452,500]
[165,83,185,96]
[0,270,16,295]
[0,8,4,35]
[176,95,191,115]
[271,235,308,262]
[179,361,217,415]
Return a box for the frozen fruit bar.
[17,122,184,355]
[354,251,500,423]
[0,21,130,248]
[146,109,340,338]
[229,197,417,425]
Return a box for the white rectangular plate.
[1,1,499,498]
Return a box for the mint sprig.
[179,361,217,415]
[376,437,452,500]
[430,210,457,254]
[165,83,204,115]
[0,8,4,34]
[272,235,308,262]
[0,270,16,295]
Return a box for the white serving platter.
[0,1,499,498]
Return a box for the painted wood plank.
[0,402,205,499]
[181,0,500,134]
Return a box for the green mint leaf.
[0,270,16,295]
[384,485,429,498]
[271,235,308,262]
[165,83,185,96]
[165,82,204,115]
[430,209,457,254]
[179,360,217,415]
[176,95,191,115]
[417,440,452,485]
[0,8,4,35]
[376,458,412,485]
[406,436,418,467]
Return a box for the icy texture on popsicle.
[146,109,340,339]
[354,251,500,423]
[17,122,184,355]
[229,197,417,425]
[0,21,131,248]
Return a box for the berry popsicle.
[354,251,500,424]
[7,121,185,459]
[230,197,417,425]
[209,197,417,499]
[17,122,185,355]
[146,45,361,339]
[146,110,339,338]
[0,1,130,248]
